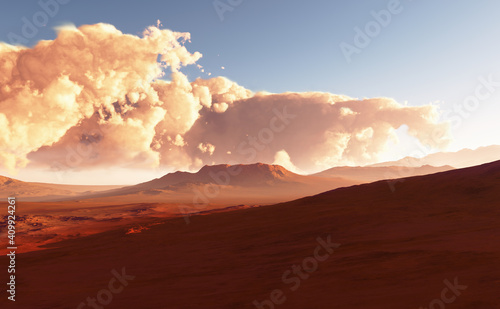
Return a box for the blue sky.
[1,0,499,183]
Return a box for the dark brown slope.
[2,161,500,308]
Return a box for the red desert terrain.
[0,163,453,254]
[1,160,499,308]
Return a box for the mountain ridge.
[370,145,500,168]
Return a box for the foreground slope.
[1,160,500,308]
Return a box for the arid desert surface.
[1,159,499,308]
[2,2,500,308]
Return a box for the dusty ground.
[0,161,499,308]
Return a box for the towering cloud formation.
[0,23,450,174]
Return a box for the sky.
[0,0,499,184]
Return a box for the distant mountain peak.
[370,145,500,169]
[138,163,299,190]
[197,163,294,178]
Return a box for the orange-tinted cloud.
[180,93,450,172]
[0,23,450,174]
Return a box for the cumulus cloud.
[198,142,215,156]
[181,93,450,172]
[273,150,301,174]
[0,23,451,175]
